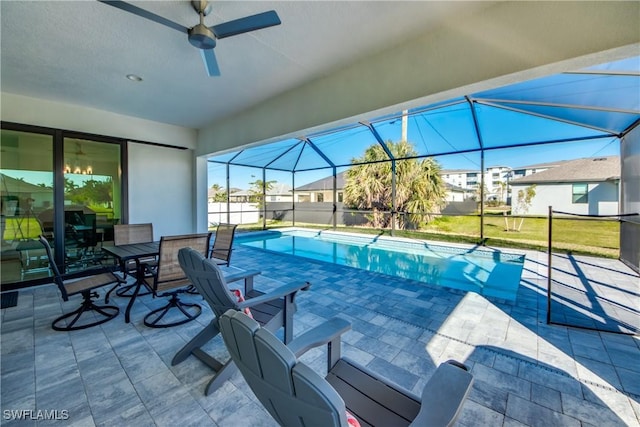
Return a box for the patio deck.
[1,244,639,426]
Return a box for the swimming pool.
[236,229,525,300]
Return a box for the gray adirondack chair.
[219,309,474,427]
[173,247,310,395]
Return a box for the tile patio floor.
[1,242,639,426]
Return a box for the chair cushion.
[64,272,119,296]
[231,288,253,318]
[346,410,361,427]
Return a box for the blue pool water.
[236,229,525,300]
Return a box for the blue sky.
[208,136,620,190]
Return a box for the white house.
[510,156,620,216]
[229,183,293,203]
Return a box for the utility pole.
[401,110,408,142]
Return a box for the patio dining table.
[102,241,159,323]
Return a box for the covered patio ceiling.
[209,56,640,172]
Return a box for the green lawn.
[425,215,619,257]
[239,214,619,258]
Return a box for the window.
[316,193,324,202]
[572,183,588,203]
[338,192,343,203]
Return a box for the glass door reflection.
[63,138,121,272]
[1,129,54,283]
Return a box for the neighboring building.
[207,186,241,202]
[294,172,346,203]
[510,160,569,180]
[441,166,512,202]
[510,156,620,216]
[295,171,472,203]
[230,183,293,202]
[440,169,477,189]
[443,183,470,202]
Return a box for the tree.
[210,184,228,202]
[65,177,113,206]
[507,184,536,231]
[248,178,276,211]
[496,180,507,204]
[344,140,447,229]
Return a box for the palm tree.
[209,184,227,202]
[248,178,276,211]
[344,140,447,229]
[404,157,447,227]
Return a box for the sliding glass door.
[1,129,54,284]
[63,137,122,273]
[1,124,125,287]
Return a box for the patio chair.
[173,247,310,395]
[39,235,120,331]
[209,223,237,266]
[139,233,210,328]
[113,223,156,278]
[14,216,49,280]
[219,309,474,427]
[105,223,156,302]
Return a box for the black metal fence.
[546,208,639,335]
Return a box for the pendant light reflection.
[64,142,93,175]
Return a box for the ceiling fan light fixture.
[126,74,143,82]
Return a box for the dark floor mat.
[1,291,18,309]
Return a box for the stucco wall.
[127,143,194,237]
[1,94,199,235]
[1,93,197,149]
[511,182,619,216]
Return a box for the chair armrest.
[287,317,352,357]
[409,360,474,427]
[225,269,261,284]
[237,281,311,309]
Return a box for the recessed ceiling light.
[126,74,143,82]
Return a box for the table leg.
[124,261,144,323]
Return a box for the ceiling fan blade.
[97,1,188,34]
[200,49,220,77]
[212,10,281,39]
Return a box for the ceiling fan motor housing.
[189,24,216,49]
[97,0,281,75]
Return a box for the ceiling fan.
[98,0,281,76]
